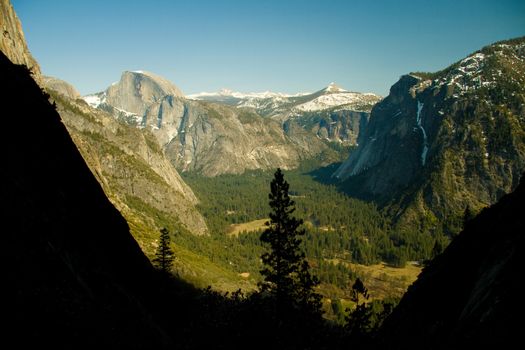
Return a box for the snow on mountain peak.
[187,89,293,100]
[324,82,347,93]
[293,92,378,112]
[187,85,381,114]
[219,88,234,95]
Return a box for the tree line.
[183,169,445,268]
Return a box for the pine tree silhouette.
[153,227,175,274]
[259,168,322,314]
[346,277,372,336]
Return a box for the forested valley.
[173,166,445,319]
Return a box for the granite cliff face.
[87,71,334,176]
[105,70,184,115]
[335,37,525,234]
[289,108,370,145]
[0,0,41,79]
[334,75,426,191]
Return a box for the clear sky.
[12,0,525,96]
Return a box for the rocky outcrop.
[335,37,525,234]
[290,109,370,145]
[379,172,525,349]
[87,71,334,176]
[334,74,424,189]
[0,0,41,79]
[43,75,81,99]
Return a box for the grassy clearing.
[320,260,421,321]
[227,218,268,237]
[171,243,257,293]
[327,259,422,300]
[349,261,422,299]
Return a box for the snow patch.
[416,101,428,166]
[167,128,178,141]
[83,94,104,108]
[294,92,376,112]
[114,106,136,117]
[187,89,296,100]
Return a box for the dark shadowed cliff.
[378,172,525,349]
[0,50,171,347]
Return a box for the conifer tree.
[346,277,372,335]
[463,205,475,228]
[431,239,444,259]
[259,168,321,313]
[351,278,369,304]
[153,227,175,274]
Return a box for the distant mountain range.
[83,71,326,175]
[82,71,377,176]
[187,82,381,117]
[186,83,381,146]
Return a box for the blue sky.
[12,0,525,96]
